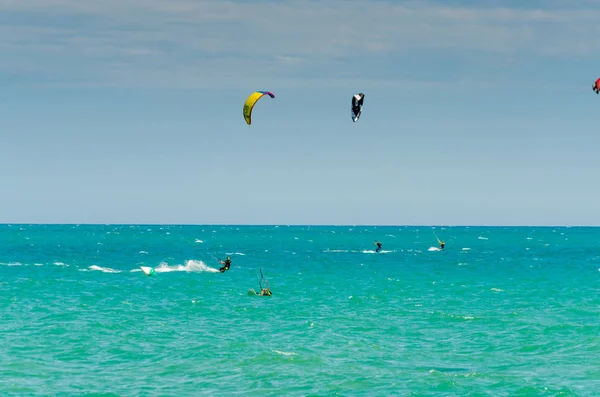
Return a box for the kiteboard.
[140,266,156,276]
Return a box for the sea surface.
[2,225,600,396]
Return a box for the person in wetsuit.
[439,241,445,250]
[219,256,231,272]
[375,241,382,253]
[259,288,272,296]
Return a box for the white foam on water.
[154,260,220,273]
[88,265,121,273]
[273,350,297,356]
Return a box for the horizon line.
[0,223,597,228]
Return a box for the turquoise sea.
[2,225,600,396]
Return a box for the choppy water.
[2,225,600,396]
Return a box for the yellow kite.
[243,91,275,125]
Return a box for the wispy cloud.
[1,0,599,88]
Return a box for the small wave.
[462,248,471,251]
[88,265,121,273]
[195,239,203,243]
[3,262,23,266]
[491,288,505,292]
[54,262,68,266]
[226,252,245,256]
[273,350,297,356]
[139,251,148,254]
[441,312,475,321]
[428,247,441,251]
[478,236,488,240]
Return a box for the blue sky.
[1,0,600,226]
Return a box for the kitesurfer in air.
[219,256,231,272]
[375,241,382,253]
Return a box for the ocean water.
[2,224,600,396]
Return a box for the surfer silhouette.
[375,241,382,253]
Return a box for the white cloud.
[1,0,599,88]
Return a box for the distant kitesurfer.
[219,256,231,272]
[375,241,382,253]
[439,241,445,250]
[351,93,365,122]
[256,268,271,295]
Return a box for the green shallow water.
[2,225,600,396]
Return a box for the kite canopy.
[351,93,364,122]
[594,78,600,94]
[243,91,275,125]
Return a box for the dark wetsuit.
[440,242,445,250]
[376,242,382,253]
[219,259,231,273]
